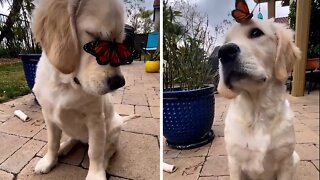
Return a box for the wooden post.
[268,0,275,19]
[292,0,311,96]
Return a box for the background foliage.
[288,0,320,58]
[163,0,217,91]
[0,0,41,58]
[124,0,155,34]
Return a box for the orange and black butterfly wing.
[116,43,131,60]
[232,0,253,23]
[232,9,253,23]
[106,47,122,67]
[83,41,111,65]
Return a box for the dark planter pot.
[19,54,41,90]
[163,86,215,149]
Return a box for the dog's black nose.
[218,43,240,64]
[108,75,125,91]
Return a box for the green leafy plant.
[288,0,320,58]
[146,50,160,61]
[163,0,216,91]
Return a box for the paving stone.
[201,156,229,177]
[82,131,159,180]
[0,139,45,173]
[312,160,319,171]
[110,91,123,104]
[122,93,148,106]
[164,157,205,180]
[108,132,159,180]
[0,111,11,123]
[109,176,129,180]
[0,170,14,180]
[295,144,319,160]
[114,104,134,116]
[218,176,230,180]
[33,128,47,142]
[294,121,312,132]
[303,118,320,132]
[302,112,319,120]
[164,150,180,159]
[295,130,319,144]
[3,94,35,106]
[178,143,211,158]
[198,176,218,180]
[36,134,72,157]
[37,144,47,157]
[150,106,160,119]
[212,125,224,137]
[124,86,151,94]
[60,143,87,166]
[293,161,319,180]
[0,132,28,164]
[134,105,152,118]
[0,117,45,138]
[208,137,227,156]
[145,89,158,96]
[122,117,159,136]
[147,95,160,107]
[17,157,88,180]
[213,118,224,126]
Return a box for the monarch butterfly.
[83,40,131,67]
[232,0,258,23]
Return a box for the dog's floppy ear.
[272,22,301,82]
[32,0,81,74]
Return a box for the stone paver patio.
[0,61,160,180]
[164,90,319,180]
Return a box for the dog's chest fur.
[33,54,113,143]
[224,94,296,178]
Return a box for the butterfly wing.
[116,43,131,60]
[232,9,253,23]
[107,48,121,67]
[232,0,253,23]
[83,40,130,66]
[235,0,250,13]
[83,41,111,65]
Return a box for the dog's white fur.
[218,19,301,180]
[31,0,137,180]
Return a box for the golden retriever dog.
[31,0,137,179]
[217,19,301,180]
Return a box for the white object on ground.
[163,162,177,173]
[14,110,30,122]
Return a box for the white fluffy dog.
[31,0,137,179]
[218,19,301,180]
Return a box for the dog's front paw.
[86,170,106,180]
[34,155,58,174]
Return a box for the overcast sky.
[169,0,290,45]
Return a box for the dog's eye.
[86,31,100,41]
[249,28,264,38]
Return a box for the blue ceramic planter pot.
[19,54,41,90]
[163,86,215,149]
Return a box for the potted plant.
[163,1,217,149]
[145,50,160,73]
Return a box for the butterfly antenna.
[251,3,259,14]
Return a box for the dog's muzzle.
[218,43,244,88]
[107,75,125,91]
[218,43,240,65]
